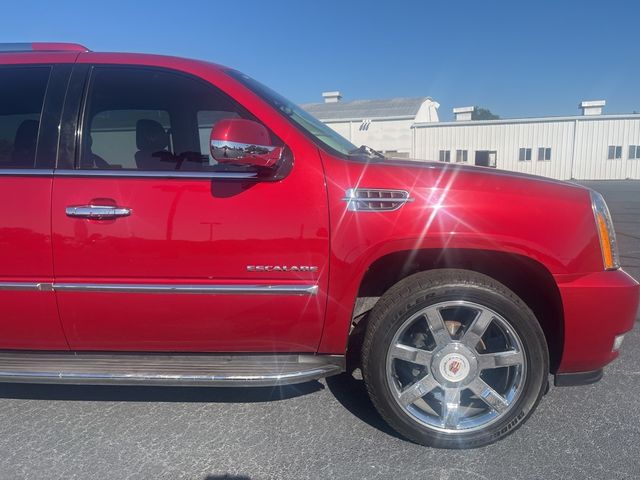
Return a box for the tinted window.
[86,109,171,169]
[81,67,274,171]
[0,66,50,169]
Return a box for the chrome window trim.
[54,169,258,179]
[0,282,317,296]
[0,170,258,179]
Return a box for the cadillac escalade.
[0,42,637,448]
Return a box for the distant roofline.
[319,114,417,122]
[413,113,640,128]
[301,95,433,107]
[301,96,434,122]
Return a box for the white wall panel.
[412,116,640,180]
[325,118,414,154]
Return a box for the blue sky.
[3,0,639,120]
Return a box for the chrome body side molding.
[0,282,317,296]
[53,283,318,295]
[0,282,53,291]
[0,352,345,387]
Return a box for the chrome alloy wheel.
[385,300,527,433]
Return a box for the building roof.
[301,97,431,121]
[413,113,640,128]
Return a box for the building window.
[518,148,532,161]
[475,150,497,168]
[629,145,640,159]
[439,150,451,163]
[537,147,551,161]
[608,145,622,160]
[455,149,468,163]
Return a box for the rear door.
[51,63,329,352]
[0,58,72,349]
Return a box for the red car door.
[51,61,329,352]
[0,58,74,349]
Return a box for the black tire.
[361,269,549,448]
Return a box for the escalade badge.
[247,265,319,272]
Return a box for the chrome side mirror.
[210,118,283,168]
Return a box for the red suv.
[0,43,637,448]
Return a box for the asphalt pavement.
[0,181,638,480]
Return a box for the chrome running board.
[0,352,345,387]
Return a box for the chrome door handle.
[65,205,132,220]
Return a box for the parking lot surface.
[0,181,638,480]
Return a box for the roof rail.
[0,42,90,53]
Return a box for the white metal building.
[412,102,640,180]
[301,92,439,158]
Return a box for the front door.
[51,65,329,352]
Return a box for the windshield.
[226,70,362,158]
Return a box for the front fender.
[317,154,601,354]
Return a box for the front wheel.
[361,269,549,448]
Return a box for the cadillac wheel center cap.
[439,353,471,382]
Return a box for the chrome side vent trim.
[343,188,414,212]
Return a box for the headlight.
[590,190,620,270]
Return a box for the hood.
[373,157,587,190]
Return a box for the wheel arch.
[354,248,564,372]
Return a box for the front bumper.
[555,269,639,374]
[554,368,603,386]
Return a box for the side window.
[0,66,50,169]
[86,109,171,169]
[81,67,273,171]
